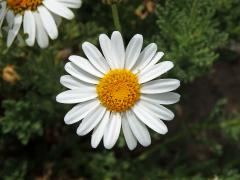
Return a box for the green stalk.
[111,4,122,32]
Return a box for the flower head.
[56,31,180,150]
[0,0,82,48]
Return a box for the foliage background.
[0,0,240,179]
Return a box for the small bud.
[135,0,156,20]
[56,48,72,62]
[145,0,156,13]
[135,5,148,20]
[2,65,21,85]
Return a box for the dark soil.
[181,58,240,122]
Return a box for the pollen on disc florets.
[97,69,140,112]
[7,0,43,14]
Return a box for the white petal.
[51,12,62,26]
[122,113,137,150]
[56,89,97,104]
[65,62,99,84]
[141,79,180,94]
[91,111,110,148]
[111,31,125,68]
[69,55,103,78]
[23,10,36,46]
[139,61,174,84]
[33,12,49,48]
[60,75,94,89]
[64,99,99,124]
[6,10,14,27]
[104,113,121,149]
[7,14,22,47]
[99,34,117,69]
[125,34,143,69]
[38,6,58,40]
[132,102,168,134]
[143,52,164,70]
[57,0,82,9]
[0,2,7,30]
[43,0,74,20]
[141,92,180,105]
[132,43,157,73]
[77,105,106,136]
[138,99,175,121]
[126,110,151,147]
[82,42,110,73]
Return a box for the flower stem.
[111,4,121,32]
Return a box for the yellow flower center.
[7,0,43,14]
[97,69,140,112]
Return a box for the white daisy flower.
[0,0,82,48]
[56,31,181,150]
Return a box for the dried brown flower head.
[2,65,21,85]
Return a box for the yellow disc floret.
[7,0,43,14]
[97,69,140,112]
